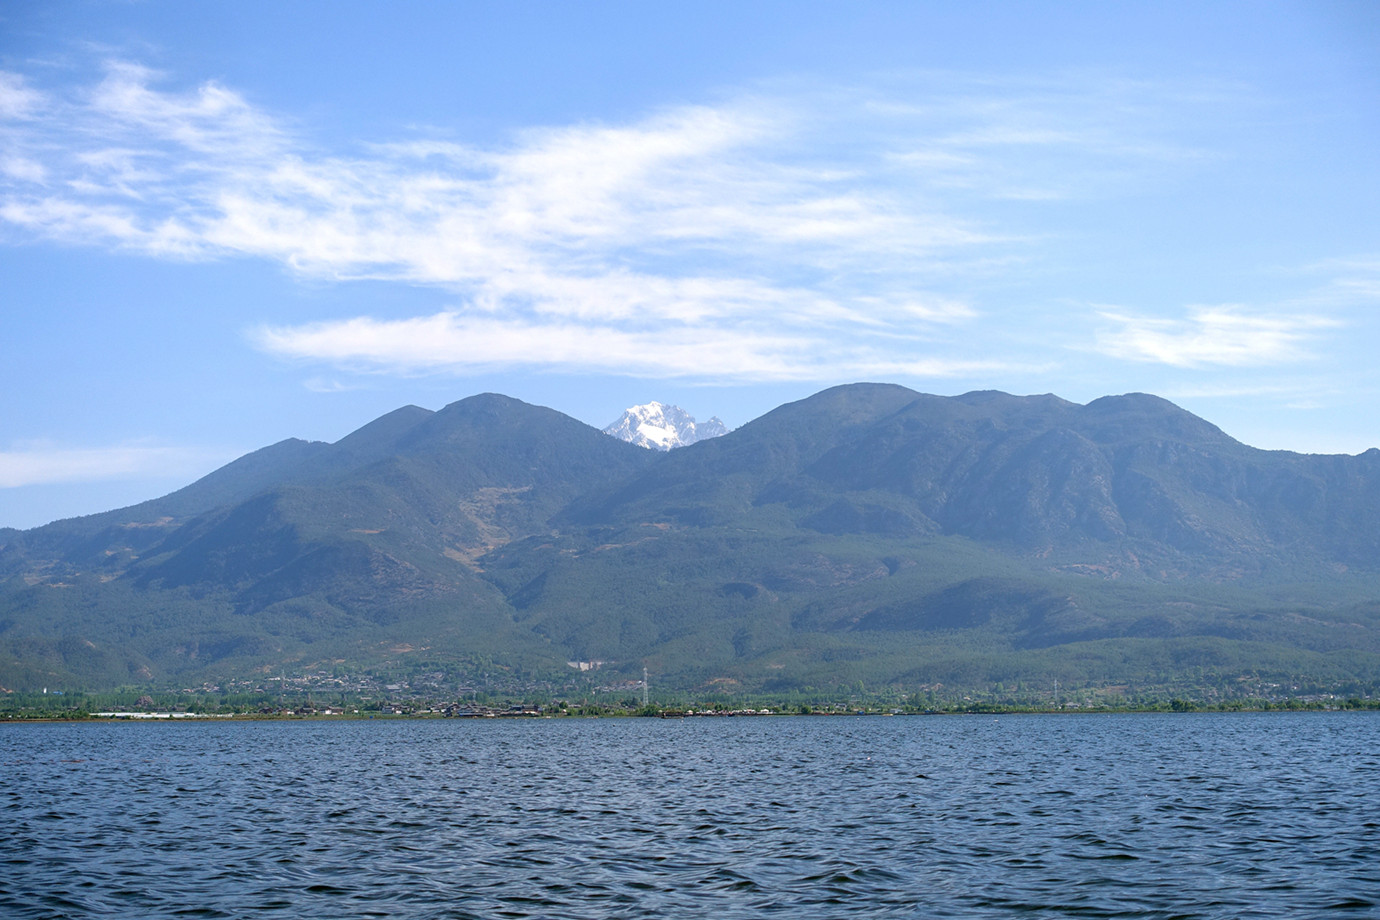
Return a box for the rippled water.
[3,713,1379,918]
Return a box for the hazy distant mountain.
[3,385,1379,696]
[602,401,729,450]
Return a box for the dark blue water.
[3,713,1379,918]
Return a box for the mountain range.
[3,384,1379,698]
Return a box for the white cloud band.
[253,311,1002,381]
[1094,307,1339,367]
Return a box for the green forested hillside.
[3,386,1379,699]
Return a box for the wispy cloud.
[1295,254,1380,304]
[0,441,219,489]
[1094,306,1339,368]
[2,60,1228,380]
[0,71,45,119]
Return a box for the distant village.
[12,662,1376,722]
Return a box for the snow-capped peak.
[603,401,729,451]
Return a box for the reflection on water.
[3,713,1379,918]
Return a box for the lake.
[3,713,1378,918]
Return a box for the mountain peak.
[603,401,729,451]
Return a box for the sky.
[2,1,1379,530]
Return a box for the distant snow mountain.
[602,402,729,450]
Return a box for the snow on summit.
[603,402,729,450]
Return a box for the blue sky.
[2,1,1378,529]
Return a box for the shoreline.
[5,703,1378,724]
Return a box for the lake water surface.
[3,713,1378,918]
